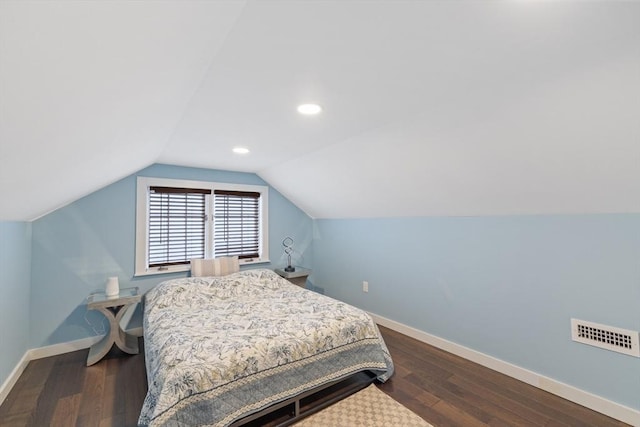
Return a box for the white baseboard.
[28,335,104,360]
[128,326,143,337]
[370,312,640,427]
[0,335,102,406]
[0,352,30,406]
[0,325,143,407]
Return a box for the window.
[136,177,269,276]
[148,187,210,268]
[213,190,260,259]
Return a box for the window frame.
[135,177,269,276]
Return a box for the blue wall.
[312,214,640,410]
[29,164,313,347]
[10,164,640,414]
[0,222,32,388]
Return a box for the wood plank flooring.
[0,327,630,426]
[0,341,147,427]
[377,326,630,427]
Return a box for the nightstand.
[275,267,312,288]
[85,287,141,366]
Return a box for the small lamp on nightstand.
[105,276,119,297]
[283,236,295,272]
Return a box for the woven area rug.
[294,384,433,426]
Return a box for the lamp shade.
[105,276,119,297]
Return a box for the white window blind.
[148,186,210,267]
[136,177,269,276]
[214,190,260,259]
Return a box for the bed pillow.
[190,256,239,277]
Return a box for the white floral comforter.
[138,269,394,427]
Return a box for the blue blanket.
[138,269,394,427]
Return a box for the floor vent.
[571,318,640,357]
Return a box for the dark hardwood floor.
[0,341,147,427]
[0,327,630,427]
[377,327,629,427]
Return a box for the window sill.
[134,259,271,277]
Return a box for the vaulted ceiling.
[1,1,638,221]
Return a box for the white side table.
[275,267,312,288]
[86,287,141,366]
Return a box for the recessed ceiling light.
[297,103,322,115]
[232,147,250,155]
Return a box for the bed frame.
[231,370,378,426]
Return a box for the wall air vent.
[571,318,640,358]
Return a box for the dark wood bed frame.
[230,370,378,427]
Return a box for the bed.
[138,269,394,427]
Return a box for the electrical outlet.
[362,281,369,293]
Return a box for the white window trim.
[135,176,270,277]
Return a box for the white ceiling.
[1,1,639,221]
